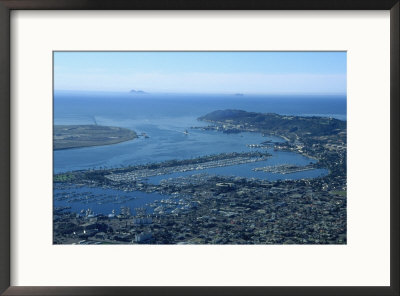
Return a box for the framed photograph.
[52,50,347,246]
[1,1,399,295]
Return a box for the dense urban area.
[54,110,347,245]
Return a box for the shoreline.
[53,137,136,151]
[54,124,137,150]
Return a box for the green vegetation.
[199,109,345,138]
[54,173,76,182]
[330,190,347,197]
[54,125,137,150]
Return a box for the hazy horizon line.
[54,89,347,97]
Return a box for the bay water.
[54,91,346,214]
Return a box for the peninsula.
[54,110,347,245]
[54,125,137,150]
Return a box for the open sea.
[54,91,346,214]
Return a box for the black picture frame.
[0,1,399,295]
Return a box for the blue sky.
[54,51,346,95]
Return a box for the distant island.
[129,89,147,95]
[54,125,137,150]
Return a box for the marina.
[53,93,346,245]
[253,164,316,174]
[54,184,170,215]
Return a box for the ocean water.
[54,91,346,171]
[53,91,346,214]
